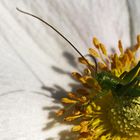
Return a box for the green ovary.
[108,96,140,137]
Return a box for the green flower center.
[108,96,140,137]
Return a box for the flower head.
[57,35,140,139]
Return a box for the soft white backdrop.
[0,0,140,140]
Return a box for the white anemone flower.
[0,0,140,140]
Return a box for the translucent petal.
[0,0,133,139]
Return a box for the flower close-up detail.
[1,0,140,140]
[58,36,140,139]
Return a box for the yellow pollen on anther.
[57,35,140,140]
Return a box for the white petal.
[5,0,130,57]
[0,0,131,140]
[17,0,130,52]
[0,1,78,139]
[127,0,140,45]
[0,1,69,140]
